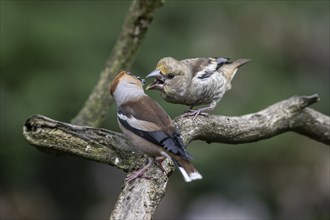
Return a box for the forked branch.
[23,94,329,219]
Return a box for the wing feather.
[117,96,191,160]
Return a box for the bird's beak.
[146,70,165,90]
[147,69,162,79]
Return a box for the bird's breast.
[162,75,226,106]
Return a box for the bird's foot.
[183,109,209,120]
[125,171,151,183]
[125,159,153,183]
[155,157,166,173]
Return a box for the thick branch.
[109,160,173,220]
[71,0,163,127]
[23,95,329,165]
[23,115,135,171]
[22,94,329,220]
[23,115,173,220]
[175,94,329,145]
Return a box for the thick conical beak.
[146,69,162,79]
[146,70,165,90]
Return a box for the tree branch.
[23,115,135,170]
[109,160,173,220]
[23,115,173,220]
[175,94,329,145]
[23,94,329,219]
[71,0,164,127]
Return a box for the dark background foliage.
[1,1,329,219]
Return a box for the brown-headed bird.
[146,57,250,119]
[110,71,202,182]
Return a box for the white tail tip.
[178,167,203,182]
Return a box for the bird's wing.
[181,58,218,79]
[117,96,191,160]
[182,57,231,79]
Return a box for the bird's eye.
[167,73,175,79]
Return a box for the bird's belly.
[163,78,225,106]
[193,75,226,104]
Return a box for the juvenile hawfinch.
[146,57,250,119]
[110,71,202,182]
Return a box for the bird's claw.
[125,159,153,183]
[125,170,152,183]
[125,157,168,183]
[183,109,209,120]
[155,157,166,173]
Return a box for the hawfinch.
[146,57,250,118]
[110,71,202,182]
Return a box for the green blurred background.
[1,1,329,219]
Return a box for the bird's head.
[110,71,146,105]
[110,71,145,95]
[146,57,188,95]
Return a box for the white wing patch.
[117,113,160,131]
[194,60,217,79]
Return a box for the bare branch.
[109,160,173,220]
[23,95,330,166]
[22,94,329,220]
[71,0,164,127]
[23,115,136,170]
[23,95,329,168]
[176,94,329,145]
[23,115,173,220]
[291,107,330,144]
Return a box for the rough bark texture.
[71,0,164,127]
[109,160,173,220]
[175,94,329,145]
[23,94,329,219]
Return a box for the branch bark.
[71,0,164,127]
[23,94,330,219]
[175,94,329,145]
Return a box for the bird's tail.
[169,153,202,182]
[221,58,250,82]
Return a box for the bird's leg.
[125,157,168,182]
[184,108,209,119]
[125,158,154,183]
[183,101,217,120]
[184,105,206,116]
[155,156,167,173]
